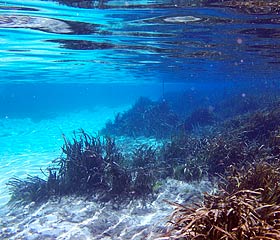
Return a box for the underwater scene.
[0,0,280,239]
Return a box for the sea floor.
[0,105,214,239]
[0,179,213,239]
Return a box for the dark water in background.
[0,0,279,118]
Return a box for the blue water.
[0,0,279,213]
[0,0,279,84]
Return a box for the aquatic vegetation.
[102,97,180,138]
[7,176,51,206]
[162,90,213,119]
[131,144,157,168]
[163,160,280,239]
[7,100,280,208]
[184,107,215,131]
[152,181,164,193]
[205,133,252,174]
[7,132,123,205]
[128,144,160,197]
[7,131,157,206]
[158,101,280,181]
[232,108,280,142]
[222,161,280,203]
[209,91,279,123]
[173,163,204,182]
[161,102,280,239]
[164,190,280,239]
[160,134,208,181]
[204,102,280,174]
[132,168,156,197]
[216,93,260,120]
[56,131,130,195]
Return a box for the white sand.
[0,179,213,239]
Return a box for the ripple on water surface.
[0,1,279,83]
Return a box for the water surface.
[0,0,279,84]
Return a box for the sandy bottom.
[0,105,214,239]
[0,179,213,240]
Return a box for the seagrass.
[163,161,280,239]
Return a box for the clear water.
[0,0,279,212]
[0,0,279,83]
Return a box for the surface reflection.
[50,0,206,8]
[0,14,99,34]
[0,0,279,84]
[55,0,108,8]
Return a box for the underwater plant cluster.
[6,93,280,239]
[163,161,280,239]
[102,92,279,139]
[102,96,216,139]
[102,97,180,138]
[160,102,280,239]
[7,131,158,206]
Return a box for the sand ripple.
[0,179,213,239]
